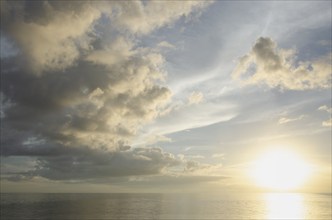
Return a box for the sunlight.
[265,193,305,219]
[250,149,312,190]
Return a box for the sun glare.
[265,193,305,219]
[250,149,312,190]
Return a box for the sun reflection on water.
[265,193,305,220]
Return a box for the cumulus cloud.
[1,1,101,73]
[232,37,332,90]
[0,1,211,181]
[1,0,211,73]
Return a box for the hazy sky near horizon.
[1,0,331,193]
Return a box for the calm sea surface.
[1,193,331,219]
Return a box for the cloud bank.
[0,0,213,181]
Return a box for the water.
[1,193,331,219]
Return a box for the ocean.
[1,193,331,219]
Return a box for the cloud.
[1,1,211,73]
[184,147,192,152]
[112,1,212,34]
[1,54,171,154]
[278,115,305,125]
[322,119,332,127]
[318,105,332,114]
[31,147,181,180]
[157,41,176,49]
[145,134,172,146]
[188,91,204,105]
[188,155,205,159]
[0,1,212,181]
[184,160,222,174]
[1,1,101,73]
[232,37,331,90]
[212,154,224,159]
[141,100,236,137]
[318,105,332,127]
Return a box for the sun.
[249,149,312,190]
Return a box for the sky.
[0,0,331,193]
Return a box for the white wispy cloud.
[278,115,306,125]
[112,1,212,34]
[157,41,176,49]
[212,154,225,159]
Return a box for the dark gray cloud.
[30,147,181,180]
[0,1,211,181]
[0,147,181,181]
